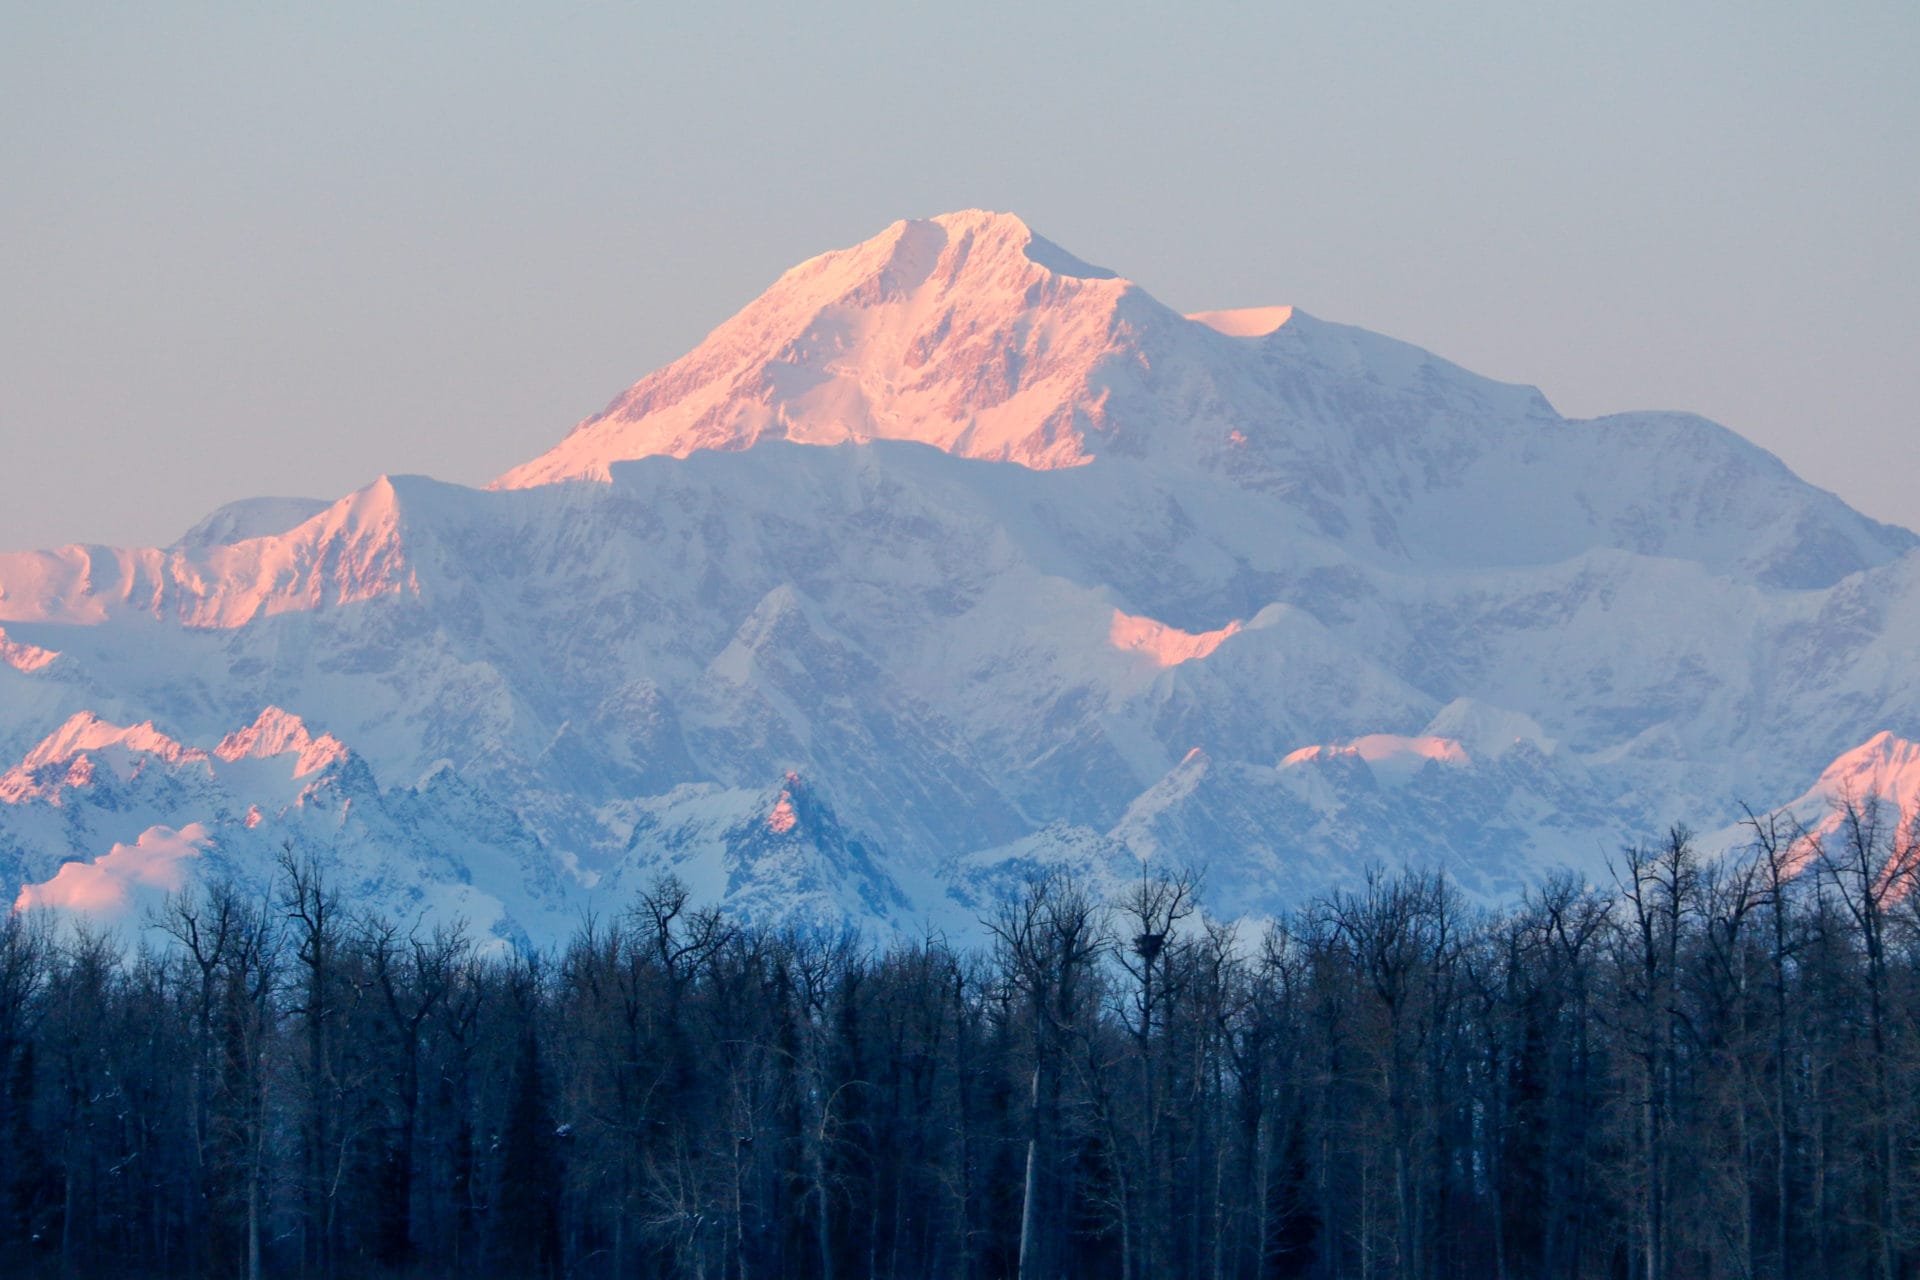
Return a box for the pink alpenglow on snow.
[1108,609,1243,667]
[1186,306,1295,338]
[767,795,798,834]
[0,708,348,806]
[14,823,212,915]
[18,711,209,773]
[1809,732,1920,818]
[0,627,57,672]
[1799,732,1920,896]
[0,712,210,803]
[1282,735,1473,785]
[768,773,801,834]
[215,706,350,778]
[3,206,1917,945]
[0,477,417,629]
[491,210,1141,489]
[1777,732,1920,883]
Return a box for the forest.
[2,802,1919,1280]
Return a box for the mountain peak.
[0,625,58,673]
[0,712,209,803]
[795,210,1118,287]
[936,209,1118,281]
[492,211,1142,489]
[486,211,1911,591]
[21,711,207,772]
[1809,731,1920,816]
[215,706,350,777]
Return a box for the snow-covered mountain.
[3,210,1916,941]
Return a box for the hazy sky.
[4,2,1916,550]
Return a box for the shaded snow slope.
[175,496,331,550]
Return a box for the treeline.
[2,806,1920,1280]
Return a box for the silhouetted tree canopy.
[1,800,1918,1279]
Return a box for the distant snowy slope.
[175,496,330,549]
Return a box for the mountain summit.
[493,210,1142,485]
[3,213,1918,940]
[498,211,1908,591]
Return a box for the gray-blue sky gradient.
[4,1,1915,550]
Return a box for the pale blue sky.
[4,2,1916,549]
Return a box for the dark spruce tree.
[492,979,562,1279]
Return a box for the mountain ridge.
[2,210,1916,940]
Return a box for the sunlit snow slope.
[3,210,1917,942]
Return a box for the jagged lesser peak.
[0,711,211,804]
[215,706,350,778]
[2,707,350,791]
[1799,731,1920,825]
[0,475,420,627]
[15,711,208,773]
[0,626,57,673]
[1701,731,1920,873]
[493,210,1161,488]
